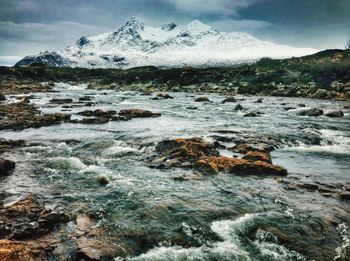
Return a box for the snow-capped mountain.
[16,17,318,68]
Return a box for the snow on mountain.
[15,17,318,68]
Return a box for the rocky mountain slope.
[15,17,317,69]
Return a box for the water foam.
[116,213,307,261]
[283,129,350,155]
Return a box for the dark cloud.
[0,0,349,65]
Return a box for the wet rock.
[0,194,69,240]
[49,98,73,104]
[230,144,272,154]
[0,139,24,155]
[0,93,5,101]
[254,98,263,103]
[194,97,210,102]
[172,173,202,181]
[78,117,109,124]
[79,96,92,101]
[298,108,323,116]
[76,214,94,232]
[118,109,161,118]
[76,237,121,261]
[243,112,260,117]
[193,156,287,176]
[0,158,15,176]
[297,103,306,107]
[344,104,350,109]
[192,159,219,175]
[325,110,344,117]
[0,240,35,261]
[156,93,174,99]
[77,109,117,118]
[0,101,71,130]
[234,104,243,111]
[339,192,350,200]
[155,138,219,161]
[242,151,272,163]
[96,176,109,186]
[222,97,236,103]
[155,138,287,176]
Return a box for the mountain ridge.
[15,17,318,69]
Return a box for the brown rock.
[339,192,350,200]
[76,237,120,261]
[0,240,35,261]
[194,156,287,176]
[118,109,161,118]
[222,97,236,103]
[242,151,272,163]
[343,104,350,109]
[96,176,109,186]
[156,138,219,160]
[193,159,219,175]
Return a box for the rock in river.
[0,158,15,176]
[222,97,236,103]
[195,97,211,102]
[325,110,344,117]
[118,109,161,118]
[298,108,323,116]
[234,104,243,111]
[154,138,287,176]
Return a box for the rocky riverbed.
[0,82,349,260]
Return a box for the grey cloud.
[210,19,272,33]
[0,21,111,56]
[165,0,257,16]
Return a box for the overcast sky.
[0,0,349,66]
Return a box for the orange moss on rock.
[193,156,287,176]
[242,151,272,163]
[0,240,35,261]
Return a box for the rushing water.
[1,82,350,260]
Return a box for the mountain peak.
[122,16,144,31]
[183,19,216,34]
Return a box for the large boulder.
[313,89,328,99]
[0,194,68,240]
[298,108,323,116]
[154,138,287,176]
[193,156,287,176]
